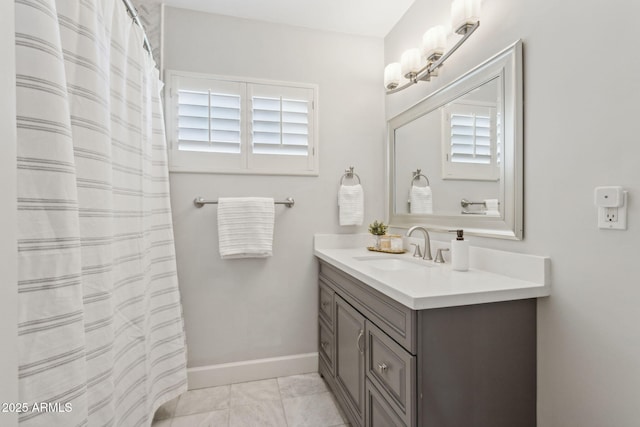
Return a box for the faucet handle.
[434,248,450,263]
[410,243,422,258]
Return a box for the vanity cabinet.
[318,260,536,427]
[335,295,366,425]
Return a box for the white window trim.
[165,70,319,176]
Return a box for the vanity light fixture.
[385,0,481,94]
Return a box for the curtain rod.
[122,0,152,54]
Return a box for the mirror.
[387,40,523,239]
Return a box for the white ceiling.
[161,0,416,38]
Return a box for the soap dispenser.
[449,229,469,271]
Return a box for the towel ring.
[410,169,430,187]
[340,166,361,185]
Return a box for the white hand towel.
[484,198,500,216]
[410,186,433,214]
[338,184,364,226]
[217,197,275,259]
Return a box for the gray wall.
[163,7,385,367]
[387,0,640,426]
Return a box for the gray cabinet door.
[366,379,406,427]
[335,295,366,426]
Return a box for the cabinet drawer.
[319,320,335,374]
[319,280,334,329]
[366,321,415,426]
[366,379,406,427]
[320,262,416,354]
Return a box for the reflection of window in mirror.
[441,100,500,181]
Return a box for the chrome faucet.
[405,226,432,261]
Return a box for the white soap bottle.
[450,229,469,271]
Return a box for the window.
[441,101,500,181]
[165,71,318,175]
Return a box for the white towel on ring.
[410,185,433,214]
[217,197,274,259]
[338,184,364,226]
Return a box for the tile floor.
[152,373,350,427]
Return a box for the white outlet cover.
[598,191,628,230]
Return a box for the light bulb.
[384,63,401,90]
[422,25,446,61]
[400,48,422,79]
[451,0,480,35]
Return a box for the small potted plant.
[368,220,388,250]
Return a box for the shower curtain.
[15,1,187,425]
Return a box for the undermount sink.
[353,256,435,271]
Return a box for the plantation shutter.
[250,84,313,157]
[450,113,491,164]
[442,102,499,181]
[177,89,241,154]
[166,71,318,175]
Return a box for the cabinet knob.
[377,362,388,374]
[320,341,329,350]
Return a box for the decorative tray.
[366,247,407,254]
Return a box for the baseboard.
[187,352,319,390]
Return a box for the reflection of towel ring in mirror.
[410,169,430,187]
[340,166,361,185]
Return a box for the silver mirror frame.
[386,40,523,240]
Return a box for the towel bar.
[460,198,486,208]
[194,197,295,208]
[460,198,500,208]
[460,198,499,214]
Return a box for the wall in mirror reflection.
[393,76,503,217]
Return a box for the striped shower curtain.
[15,0,187,426]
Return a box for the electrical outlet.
[604,207,618,222]
[597,191,627,230]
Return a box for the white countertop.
[314,234,551,310]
